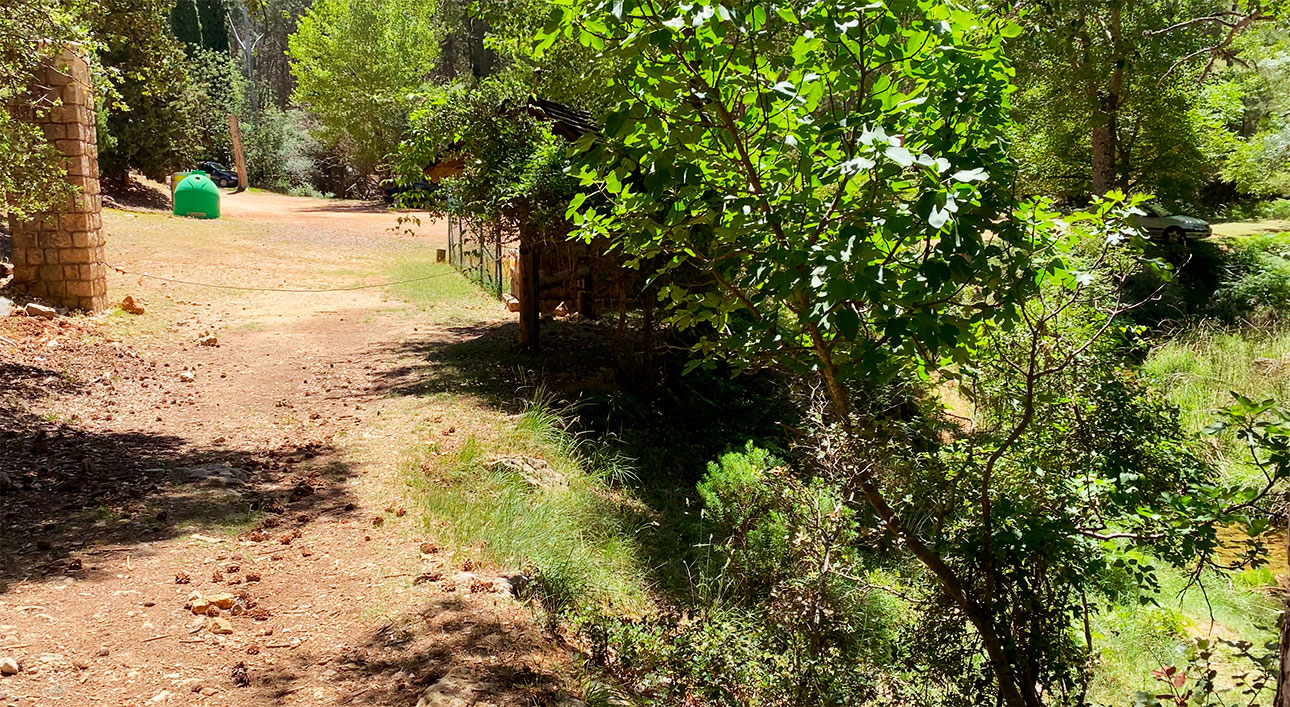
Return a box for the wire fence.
[447,213,516,300]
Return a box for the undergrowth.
[400,394,650,618]
[1143,326,1290,484]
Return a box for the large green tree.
[1005,0,1287,201]
[538,0,1273,702]
[1,0,84,219]
[92,0,199,182]
[286,0,439,178]
[171,0,231,53]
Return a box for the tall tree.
[1006,0,1286,199]
[91,0,199,182]
[171,0,231,53]
[241,0,313,109]
[286,0,438,178]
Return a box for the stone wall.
[7,49,107,312]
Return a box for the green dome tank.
[173,171,220,219]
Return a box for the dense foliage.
[1006,0,1290,208]
[91,0,199,182]
[533,0,1287,703]
[0,0,84,219]
[287,0,439,180]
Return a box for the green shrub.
[1211,233,1290,322]
[572,604,889,707]
[240,108,323,194]
[695,443,790,597]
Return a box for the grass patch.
[1124,325,1288,700]
[1142,326,1290,484]
[400,395,650,617]
[1090,562,1280,703]
[383,252,502,321]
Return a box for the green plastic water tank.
[173,171,220,219]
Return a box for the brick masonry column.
[7,49,107,312]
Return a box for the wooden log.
[228,114,248,193]
[539,265,590,287]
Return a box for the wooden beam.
[228,114,248,193]
[539,265,590,287]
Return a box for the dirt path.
[0,191,581,705]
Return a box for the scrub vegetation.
[6,0,1290,704]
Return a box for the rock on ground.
[23,302,57,319]
[415,675,490,707]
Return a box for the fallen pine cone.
[175,572,191,584]
[231,662,250,687]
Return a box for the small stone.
[95,647,110,658]
[148,689,171,703]
[121,296,145,315]
[416,676,482,707]
[24,302,57,319]
[208,618,233,635]
[208,593,236,609]
[0,297,13,317]
[0,657,19,675]
[179,371,196,383]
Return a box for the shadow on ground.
[372,318,657,409]
[297,201,392,215]
[258,594,574,705]
[370,315,793,599]
[102,176,171,212]
[0,358,360,592]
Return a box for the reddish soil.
[0,189,580,706]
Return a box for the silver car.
[1133,204,1212,240]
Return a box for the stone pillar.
[8,49,107,312]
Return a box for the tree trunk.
[1090,120,1117,196]
[1091,0,1124,196]
[804,327,1039,707]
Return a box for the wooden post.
[227,114,249,193]
[517,225,540,351]
[495,227,503,299]
[576,254,596,318]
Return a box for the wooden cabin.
[428,98,642,350]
